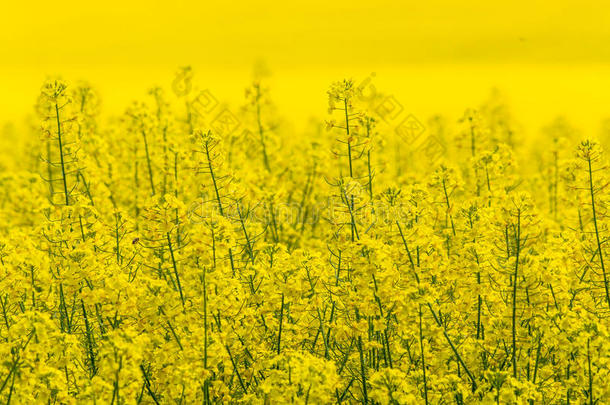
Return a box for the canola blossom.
[0,73,609,405]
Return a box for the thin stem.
[277,293,284,355]
[587,157,610,309]
[255,84,271,172]
[419,306,429,405]
[512,210,521,379]
[142,130,156,195]
[167,233,185,307]
[587,338,594,405]
[55,103,70,206]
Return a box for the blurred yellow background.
[2,0,610,135]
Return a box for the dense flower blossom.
[0,74,608,404]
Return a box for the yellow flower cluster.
[0,73,609,404]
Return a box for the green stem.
[587,157,610,309]
[167,233,185,307]
[512,210,521,379]
[357,335,368,404]
[587,338,594,405]
[55,103,70,205]
[142,130,156,195]
[277,293,284,355]
[419,306,429,405]
[255,85,270,171]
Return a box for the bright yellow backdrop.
[2,0,610,134]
